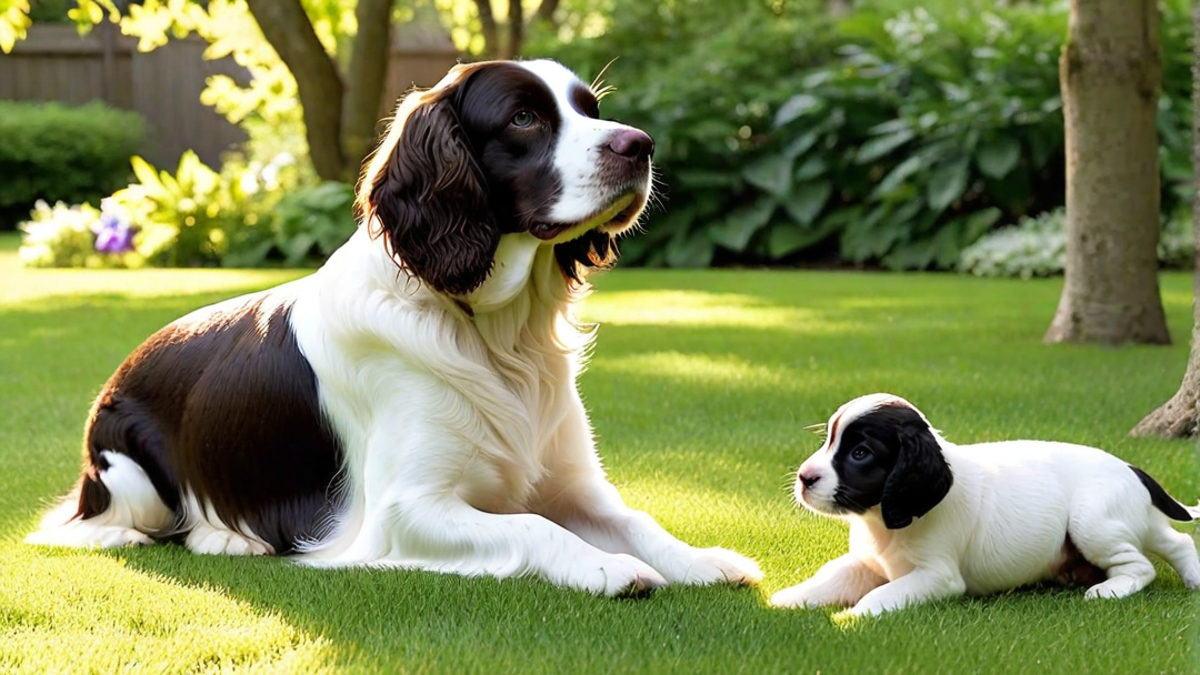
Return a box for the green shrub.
[0,100,146,231]
[531,0,1192,269]
[18,149,355,269]
[223,181,356,267]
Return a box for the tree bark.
[533,0,560,27]
[341,0,394,183]
[1045,0,1171,346]
[473,0,499,59]
[246,0,346,182]
[505,0,524,60]
[1130,0,1200,439]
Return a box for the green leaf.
[774,94,822,127]
[871,156,923,199]
[963,207,1002,243]
[793,156,827,181]
[665,229,715,268]
[675,169,741,189]
[766,209,847,259]
[975,137,1021,180]
[743,153,793,199]
[926,158,971,212]
[855,129,915,164]
[709,198,775,252]
[782,131,820,159]
[129,155,161,189]
[782,181,833,226]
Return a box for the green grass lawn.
[0,231,1196,674]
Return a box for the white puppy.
[770,393,1200,616]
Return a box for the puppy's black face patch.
[831,418,901,513]
[830,403,953,528]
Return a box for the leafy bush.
[0,100,146,231]
[223,181,356,267]
[531,0,1192,269]
[959,208,1194,278]
[19,150,355,269]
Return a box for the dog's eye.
[511,110,537,128]
[849,445,871,461]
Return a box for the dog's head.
[792,394,954,529]
[356,59,653,296]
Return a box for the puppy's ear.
[554,230,618,285]
[880,424,953,529]
[363,94,499,296]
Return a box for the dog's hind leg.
[1069,513,1158,599]
[1145,524,1200,590]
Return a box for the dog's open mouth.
[531,193,645,243]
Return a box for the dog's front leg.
[769,553,886,609]
[844,566,965,617]
[533,398,763,587]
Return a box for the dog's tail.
[1129,465,1199,522]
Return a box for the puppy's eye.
[511,110,537,128]
[849,445,871,461]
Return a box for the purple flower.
[93,203,137,254]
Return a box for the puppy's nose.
[606,129,655,162]
[799,472,820,490]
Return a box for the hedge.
[0,100,146,230]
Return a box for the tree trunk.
[245,0,346,183]
[473,0,499,59]
[1130,0,1200,439]
[1045,0,1170,346]
[341,0,394,183]
[505,0,524,60]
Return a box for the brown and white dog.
[771,393,1200,616]
[27,60,762,596]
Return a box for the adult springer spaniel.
[771,394,1200,616]
[27,60,762,596]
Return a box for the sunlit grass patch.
[0,233,1196,674]
[0,543,335,675]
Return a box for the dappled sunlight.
[581,289,868,334]
[0,247,303,305]
[0,542,335,674]
[594,351,792,388]
[613,472,849,593]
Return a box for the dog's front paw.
[590,553,668,598]
[670,547,764,587]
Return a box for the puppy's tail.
[1129,465,1198,522]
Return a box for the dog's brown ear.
[880,424,953,529]
[362,93,499,296]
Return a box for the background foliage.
[529,0,1194,270]
[0,100,145,232]
[7,0,1195,271]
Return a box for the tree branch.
[245,0,345,181]
[533,0,560,27]
[342,0,394,183]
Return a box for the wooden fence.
[0,22,459,170]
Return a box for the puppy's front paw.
[769,583,816,609]
[674,547,764,586]
[592,553,668,598]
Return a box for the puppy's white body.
[772,394,1200,616]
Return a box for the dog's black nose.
[799,472,820,490]
[606,129,655,162]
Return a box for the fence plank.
[1,22,458,172]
